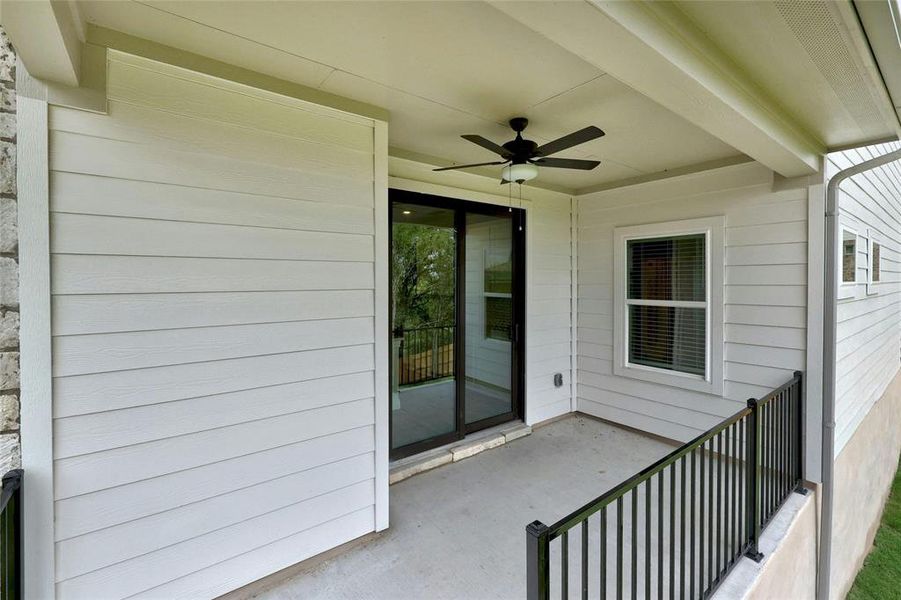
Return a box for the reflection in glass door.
[390,202,458,454]
[464,212,515,427]
[390,190,524,460]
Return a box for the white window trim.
[613,216,724,396]
[867,229,881,294]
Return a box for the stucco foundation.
[829,367,901,599]
[712,492,817,600]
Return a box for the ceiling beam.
[1,0,83,86]
[490,0,824,177]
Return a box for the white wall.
[828,141,901,455]
[388,159,575,425]
[47,52,384,599]
[576,162,809,441]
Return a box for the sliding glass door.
[390,190,524,459]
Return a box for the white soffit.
[77,0,741,191]
[854,0,901,134]
[676,0,900,149]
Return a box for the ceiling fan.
[433,117,605,183]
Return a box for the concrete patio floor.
[231,415,674,600]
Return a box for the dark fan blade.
[532,157,600,170]
[433,160,508,172]
[535,126,605,157]
[461,134,513,158]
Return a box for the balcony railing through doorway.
[396,325,455,386]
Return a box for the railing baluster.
[645,479,651,600]
[731,424,737,563]
[582,519,589,600]
[617,497,624,600]
[680,458,686,600]
[658,473,664,600]
[670,465,676,600]
[690,451,696,600]
[699,442,705,594]
[601,506,608,600]
[739,418,745,551]
[716,432,723,581]
[707,438,713,590]
[779,392,786,500]
[631,489,638,600]
[770,401,776,515]
[562,530,569,599]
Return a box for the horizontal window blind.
[626,234,706,377]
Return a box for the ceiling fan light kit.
[433,117,605,184]
[501,163,538,183]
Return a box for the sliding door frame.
[389,189,526,460]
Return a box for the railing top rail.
[547,406,751,538]
[397,324,456,333]
[755,371,801,407]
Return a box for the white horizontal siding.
[576,163,806,442]
[49,52,379,599]
[828,142,901,455]
[527,201,575,422]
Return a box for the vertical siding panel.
[830,142,901,455]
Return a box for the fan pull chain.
[517,183,523,231]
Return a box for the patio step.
[389,422,531,484]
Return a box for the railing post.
[793,370,808,495]
[2,469,23,600]
[526,520,550,600]
[745,398,764,562]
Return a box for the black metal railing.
[526,372,805,599]
[397,325,455,386]
[1,469,22,600]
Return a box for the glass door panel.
[464,212,514,426]
[390,203,458,452]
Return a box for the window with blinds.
[626,234,707,377]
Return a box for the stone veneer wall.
[0,28,18,475]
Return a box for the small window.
[626,234,706,377]
[871,242,881,283]
[842,229,857,283]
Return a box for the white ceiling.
[76,0,898,192]
[77,0,742,191]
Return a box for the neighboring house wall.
[828,142,901,454]
[47,51,384,598]
[576,162,809,441]
[388,161,576,425]
[826,142,901,599]
[0,28,19,474]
